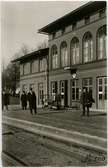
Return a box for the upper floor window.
[85,16,90,25]
[97,25,106,60]
[40,58,46,72]
[61,27,65,35]
[99,9,106,18]
[51,45,58,69]
[60,41,68,67]
[83,32,93,63]
[52,32,56,39]
[72,22,77,31]
[71,37,80,65]
[20,64,23,75]
[23,62,30,75]
[31,60,39,73]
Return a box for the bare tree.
[37,40,48,50]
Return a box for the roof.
[12,47,49,62]
[38,1,106,34]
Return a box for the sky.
[1,1,87,68]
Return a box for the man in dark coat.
[28,88,37,115]
[3,89,9,111]
[80,87,90,116]
[80,88,95,117]
[21,91,27,110]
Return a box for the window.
[60,41,68,67]
[71,37,80,65]
[51,81,57,100]
[71,80,79,100]
[20,64,23,75]
[61,27,65,35]
[31,60,38,73]
[83,32,93,63]
[83,78,92,93]
[52,32,56,39]
[85,16,90,24]
[40,58,46,72]
[38,83,44,105]
[60,81,65,95]
[72,22,77,31]
[97,25,106,60]
[51,45,58,69]
[23,62,30,75]
[99,9,105,18]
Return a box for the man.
[21,91,27,110]
[3,89,9,111]
[28,88,37,115]
[80,87,90,116]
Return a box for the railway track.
[2,125,107,166]
[2,150,28,166]
[33,114,106,137]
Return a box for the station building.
[13,48,49,108]
[38,2,107,111]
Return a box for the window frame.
[83,32,93,63]
[71,37,80,65]
[60,41,68,67]
[51,45,58,69]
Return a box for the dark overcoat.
[28,91,36,109]
[3,93,9,105]
[21,94,27,106]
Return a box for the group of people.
[80,87,95,117]
[2,87,94,117]
[21,88,37,115]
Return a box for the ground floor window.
[71,80,79,101]
[38,83,44,105]
[97,76,107,109]
[51,81,57,100]
[82,78,93,93]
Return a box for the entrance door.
[60,80,68,107]
[97,77,107,109]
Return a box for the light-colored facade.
[39,2,107,111]
[14,48,49,108]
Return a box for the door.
[97,77,107,110]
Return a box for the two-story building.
[38,2,107,111]
[13,48,49,108]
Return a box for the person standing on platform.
[28,88,37,115]
[21,91,27,110]
[80,87,90,116]
[3,89,9,111]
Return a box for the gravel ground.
[2,125,83,166]
[2,125,107,166]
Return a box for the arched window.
[60,41,68,67]
[71,37,80,65]
[97,25,106,60]
[51,45,58,69]
[83,32,93,63]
